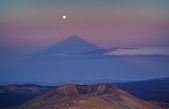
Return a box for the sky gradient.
[1,0,169,83]
[1,0,169,52]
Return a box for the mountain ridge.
[16,83,163,109]
[1,78,169,108]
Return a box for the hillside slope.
[16,83,163,109]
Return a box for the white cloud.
[104,47,169,56]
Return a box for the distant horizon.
[1,76,169,86]
[1,34,169,83]
[1,34,169,56]
[1,0,169,83]
[1,0,169,53]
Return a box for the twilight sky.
[1,0,169,83]
[1,0,169,52]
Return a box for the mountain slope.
[0,84,53,108]
[1,78,169,108]
[16,83,163,109]
[114,78,169,103]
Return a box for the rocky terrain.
[15,83,163,109]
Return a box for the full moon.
[62,15,67,20]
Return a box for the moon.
[62,15,67,20]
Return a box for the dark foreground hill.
[15,83,163,109]
[114,78,169,103]
[0,84,53,108]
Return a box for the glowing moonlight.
[62,15,67,20]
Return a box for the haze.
[1,0,169,50]
[0,0,169,84]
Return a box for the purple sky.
[1,0,169,54]
[1,0,169,83]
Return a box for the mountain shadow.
[37,35,100,56]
